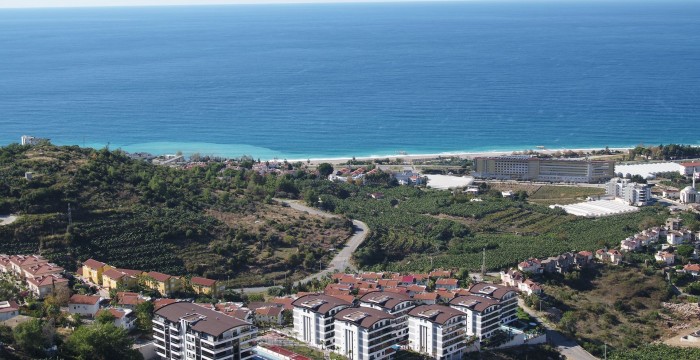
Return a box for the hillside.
[0,144,352,287]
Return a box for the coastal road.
[518,298,598,360]
[240,200,369,294]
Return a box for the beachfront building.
[407,305,471,360]
[153,301,257,360]
[359,291,416,342]
[292,294,352,349]
[333,307,397,360]
[605,178,652,206]
[473,155,614,183]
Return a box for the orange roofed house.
[189,276,222,297]
[143,271,181,296]
[82,258,112,285]
[102,268,143,290]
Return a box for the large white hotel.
[474,155,614,183]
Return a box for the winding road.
[239,200,369,293]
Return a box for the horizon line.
[0,0,476,10]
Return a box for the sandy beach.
[304,147,631,165]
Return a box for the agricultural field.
[488,182,605,205]
[308,182,668,272]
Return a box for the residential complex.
[473,155,614,183]
[153,301,257,360]
[358,291,415,341]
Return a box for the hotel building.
[474,155,614,183]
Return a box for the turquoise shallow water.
[0,1,699,159]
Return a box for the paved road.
[240,200,369,293]
[518,298,598,360]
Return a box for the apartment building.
[605,178,652,206]
[292,294,352,349]
[145,271,181,296]
[468,283,518,325]
[102,268,143,290]
[26,274,70,299]
[333,307,397,360]
[407,305,470,360]
[82,258,111,284]
[449,295,501,339]
[190,277,222,297]
[153,301,257,360]
[474,155,614,183]
[359,291,416,341]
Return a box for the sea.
[0,0,699,160]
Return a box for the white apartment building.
[468,283,518,325]
[292,294,352,349]
[359,291,416,342]
[407,305,471,360]
[605,178,652,206]
[333,307,397,360]
[153,301,257,360]
[449,295,501,339]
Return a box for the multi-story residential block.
[333,307,397,360]
[69,294,102,318]
[26,274,69,299]
[468,283,518,325]
[606,178,652,206]
[21,262,64,280]
[359,291,416,341]
[144,271,181,296]
[408,305,471,360]
[153,301,257,360]
[102,268,143,290]
[474,155,614,183]
[82,258,111,285]
[9,255,48,276]
[190,277,222,297]
[449,295,501,339]
[292,294,352,349]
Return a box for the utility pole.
[67,203,72,227]
[604,343,607,360]
[481,247,486,277]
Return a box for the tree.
[676,244,694,260]
[62,323,143,360]
[135,301,155,333]
[317,163,334,178]
[96,310,116,325]
[14,318,53,357]
[559,311,578,337]
[0,324,13,345]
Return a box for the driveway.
[240,200,369,293]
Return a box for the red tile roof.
[82,258,106,269]
[154,298,178,310]
[191,277,217,287]
[97,308,127,319]
[0,300,19,314]
[103,268,127,280]
[146,271,176,282]
[27,274,68,287]
[69,294,101,305]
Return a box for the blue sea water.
[0,1,699,160]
